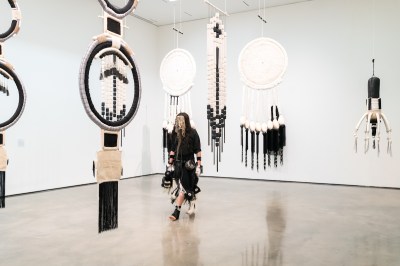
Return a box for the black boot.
[169,207,180,221]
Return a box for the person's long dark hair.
[172,112,193,158]
[176,112,192,134]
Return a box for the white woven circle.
[160,49,196,96]
[238,37,288,90]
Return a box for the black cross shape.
[213,23,222,38]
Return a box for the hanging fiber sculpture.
[238,37,287,171]
[79,0,141,233]
[207,13,227,171]
[354,59,392,155]
[0,0,26,208]
[160,48,196,162]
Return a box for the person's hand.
[195,165,201,177]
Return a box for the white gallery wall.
[1,0,160,195]
[1,0,399,196]
[156,0,400,187]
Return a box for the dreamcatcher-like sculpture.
[79,0,141,233]
[354,59,392,155]
[207,12,227,172]
[238,38,287,171]
[0,0,26,208]
[161,49,196,162]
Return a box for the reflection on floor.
[1,175,399,266]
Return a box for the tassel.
[99,181,118,233]
[245,128,249,167]
[279,124,286,166]
[251,131,255,170]
[256,132,260,171]
[263,132,267,170]
[241,125,244,162]
[163,128,167,163]
[0,171,5,208]
[272,129,279,168]
[267,129,273,167]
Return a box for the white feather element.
[255,122,262,132]
[278,115,285,125]
[273,119,280,129]
[261,123,268,133]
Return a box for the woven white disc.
[160,49,196,96]
[238,37,288,90]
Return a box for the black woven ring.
[0,61,26,131]
[98,0,138,19]
[0,0,21,42]
[79,39,141,131]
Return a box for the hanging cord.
[371,0,375,60]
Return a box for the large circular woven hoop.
[79,37,141,131]
[238,37,288,90]
[98,0,138,19]
[160,49,196,97]
[0,0,21,42]
[0,61,26,131]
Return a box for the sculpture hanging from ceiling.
[79,0,141,233]
[0,0,26,208]
[354,59,392,155]
[207,12,227,172]
[238,37,287,171]
[160,48,196,162]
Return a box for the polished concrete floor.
[0,175,400,266]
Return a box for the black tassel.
[99,181,118,233]
[279,125,286,148]
[163,128,167,163]
[263,132,267,170]
[256,132,260,171]
[272,129,279,168]
[245,128,249,167]
[251,131,255,170]
[241,125,244,163]
[0,171,5,208]
[267,129,273,167]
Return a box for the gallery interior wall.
[1,0,399,196]
[1,0,161,195]
[156,0,400,187]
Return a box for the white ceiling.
[132,0,313,26]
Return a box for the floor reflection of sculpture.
[0,0,26,208]
[354,59,392,155]
[241,194,286,266]
[162,217,201,266]
[266,194,286,266]
[79,0,141,232]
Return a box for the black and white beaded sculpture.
[354,59,392,155]
[207,13,227,172]
[160,48,196,162]
[79,0,141,233]
[0,0,26,208]
[238,37,287,171]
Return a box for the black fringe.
[99,181,118,233]
[0,171,5,208]
[263,132,267,170]
[241,126,244,163]
[245,128,249,167]
[163,128,167,163]
[279,125,286,148]
[256,132,259,171]
[251,131,255,170]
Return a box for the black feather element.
[263,132,267,170]
[241,125,244,163]
[256,132,260,171]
